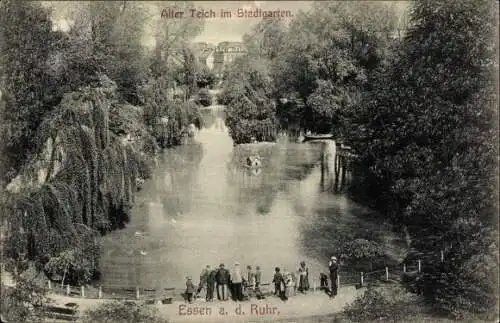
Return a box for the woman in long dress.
[298,261,310,293]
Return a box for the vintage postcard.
[0,1,498,322]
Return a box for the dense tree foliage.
[0,279,47,322]
[224,2,399,141]
[349,0,499,318]
[0,1,63,185]
[195,64,216,88]
[339,238,386,272]
[0,0,497,321]
[4,77,151,282]
[223,0,498,319]
[138,77,203,147]
[272,2,399,135]
[0,0,206,301]
[223,56,277,144]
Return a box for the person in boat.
[247,153,262,168]
[246,155,254,167]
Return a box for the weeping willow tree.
[139,76,203,148]
[3,75,154,284]
[222,56,278,144]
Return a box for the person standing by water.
[283,269,294,298]
[255,266,262,290]
[298,261,310,293]
[206,267,217,302]
[246,265,255,289]
[185,277,195,303]
[231,262,243,301]
[272,267,285,299]
[328,256,339,298]
[196,265,210,298]
[216,263,230,301]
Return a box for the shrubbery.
[343,287,417,322]
[0,276,48,322]
[195,88,212,107]
[82,301,168,323]
[339,238,386,272]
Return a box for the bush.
[339,238,386,272]
[195,88,212,107]
[82,301,168,323]
[0,276,48,322]
[407,243,499,320]
[343,286,416,322]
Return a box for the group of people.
[271,261,311,301]
[246,153,262,168]
[185,263,263,303]
[184,258,340,303]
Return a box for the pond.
[99,106,404,290]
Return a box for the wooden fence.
[47,281,281,303]
[44,249,448,303]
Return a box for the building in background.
[193,41,246,77]
[213,41,246,77]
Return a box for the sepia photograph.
[0,1,498,322]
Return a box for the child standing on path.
[272,267,285,300]
[185,277,195,303]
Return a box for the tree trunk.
[45,135,58,183]
[61,264,68,289]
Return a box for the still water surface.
[99,107,394,289]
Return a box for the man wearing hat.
[328,256,339,298]
[231,262,243,301]
[216,263,230,301]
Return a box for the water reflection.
[99,108,400,290]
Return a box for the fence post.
[337,274,340,290]
[66,284,70,296]
[312,277,316,292]
[440,250,444,263]
[98,286,102,299]
[81,285,85,298]
[136,286,140,299]
[418,260,421,273]
[403,263,406,273]
[48,280,51,290]
[360,272,364,287]
[385,267,389,281]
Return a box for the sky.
[46,1,409,46]
[188,1,409,44]
[190,1,314,43]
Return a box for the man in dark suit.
[328,256,339,298]
[215,263,230,301]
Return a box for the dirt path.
[48,286,364,322]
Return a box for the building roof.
[199,50,214,60]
